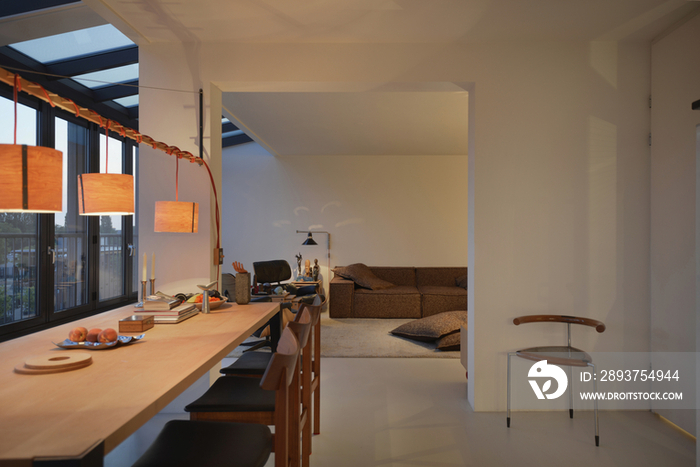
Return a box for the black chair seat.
[185,376,275,413]
[221,352,273,376]
[131,420,272,467]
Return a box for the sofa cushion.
[390,310,467,342]
[419,286,468,317]
[354,286,421,318]
[417,286,467,296]
[332,263,395,290]
[355,286,419,296]
[455,274,468,290]
[436,331,461,351]
[367,267,416,287]
[416,267,468,287]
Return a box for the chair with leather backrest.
[186,315,311,467]
[507,314,605,446]
[221,296,325,442]
[131,326,300,467]
[254,259,292,293]
[307,294,325,436]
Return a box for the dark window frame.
[0,83,137,342]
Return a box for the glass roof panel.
[73,63,139,89]
[113,95,139,108]
[9,24,134,64]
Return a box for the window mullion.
[87,122,101,309]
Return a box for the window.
[0,89,138,341]
[0,97,39,326]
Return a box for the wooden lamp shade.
[154,201,199,233]
[78,173,134,216]
[0,144,63,213]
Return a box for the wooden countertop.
[0,301,280,466]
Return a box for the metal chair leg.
[588,362,599,446]
[568,365,573,419]
[507,352,514,427]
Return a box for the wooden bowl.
[194,296,228,310]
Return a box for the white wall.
[136,44,215,296]
[136,37,653,413]
[221,144,469,292]
[650,11,700,436]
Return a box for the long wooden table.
[0,301,280,466]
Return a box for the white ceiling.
[76,0,699,156]
[87,0,699,44]
[223,89,468,156]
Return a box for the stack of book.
[142,297,198,324]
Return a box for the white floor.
[106,357,696,467]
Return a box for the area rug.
[319,314,459,358]
[226,313,461,359]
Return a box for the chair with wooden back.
[131,326,300,467]
[186,319,309,467]
[507,314,606,446]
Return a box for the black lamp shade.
[302,233,318,245]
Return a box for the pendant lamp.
[154,156,198,233]
[0,75,63,213]
[78,122,134,216]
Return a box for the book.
[143,294,181,311]
[153,309,199,324]
[139,303,196,316]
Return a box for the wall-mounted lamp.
[301,232,318,245]
[296,230,331,293]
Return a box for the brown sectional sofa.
[330,266,467,318]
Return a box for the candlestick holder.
[149,278,156,296]
[135,280,147,308]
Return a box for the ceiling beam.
[45,46,137,78]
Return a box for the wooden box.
[119,315,154,333]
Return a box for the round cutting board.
[15,352,92,375]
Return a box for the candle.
[142,253,147,282]
[151,253,156,280]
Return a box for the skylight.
[73,63,139,89]
[113,95,139,108]
[9,24,134,64]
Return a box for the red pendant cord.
[200,158,221,280]
[13,74,19,144]
[175,157,179,202]
[104,120,111,174]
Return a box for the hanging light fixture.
[154,155,199,233]
[0,75,63,213]
[78,120,134,216]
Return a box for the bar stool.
[131,326,300,467]
[187,315,311,467]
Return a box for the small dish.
[54,334,145,350]
[193,296,228,311]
